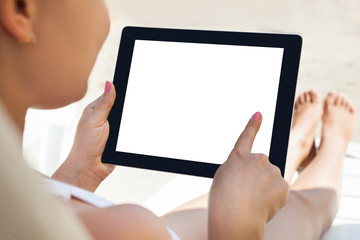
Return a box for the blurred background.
[23,0,360,218]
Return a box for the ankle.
[318,136,348,158]
[320,131,349,148]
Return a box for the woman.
[0,0,355,239]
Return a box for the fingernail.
[105,81,111,94]
[252,112,262,121]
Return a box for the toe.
[298,93,305,104]
[294,94,301,110]
[335,93,345,106]
[343,96,351,109]
[310,89,321,103]
[304,91,310,102]
[325,91,337,105]
[346,98,356,114]
[350,105,356,114]
[349,98,356,113]
[295,93,301,106]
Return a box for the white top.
[43,178,181,240]
[43,178,115,208]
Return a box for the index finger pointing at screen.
[233,112,263,153]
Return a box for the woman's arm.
[52,81,116,192]
[77,204,173,240]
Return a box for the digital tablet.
[102,26,302,178]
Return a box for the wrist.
[208,208,266,240]
[209,221,265,240]
[240,218,266,240]
[52,150,109,192]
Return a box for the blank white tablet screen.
[116,40,284,164]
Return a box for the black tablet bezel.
[102,26,302,178]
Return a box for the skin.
[0,0,109,131]
[208,113,288,239]
[52,84,117,192]
[0,0,355,239]
[61,89,355,240]
[63,91,288,240]
[264,91,356,240]
[284,90,323,182]
[0,0,289,239]
[161,90,356,240]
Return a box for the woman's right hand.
[208,112,289,240]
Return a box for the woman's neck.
[0,97,27,134]
[0,76,29,136]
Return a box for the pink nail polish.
[252,112,262,121]
[105,81,111,93]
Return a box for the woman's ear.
[0,0,35,43]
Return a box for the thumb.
[233,112,262,153]
[84,81,116,122]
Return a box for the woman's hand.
[208,112,289,240]
[52,81,116,192]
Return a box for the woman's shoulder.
[0,102,92,239]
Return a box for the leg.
[161,195,208,240]
[264,92,356,239]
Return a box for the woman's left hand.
[52,81,116,192]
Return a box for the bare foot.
[321,91,356,147]
[285,90,322,182]
[292,92,356,193]
[288,92,356,228]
